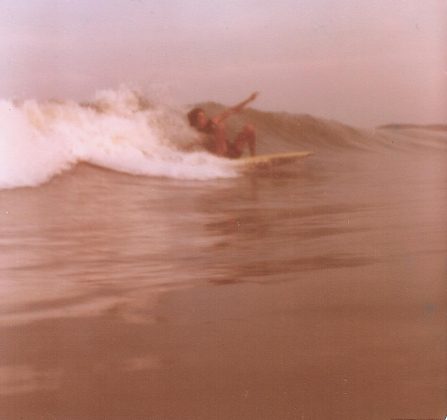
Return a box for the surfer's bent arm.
[213,92,259,124]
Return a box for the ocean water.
[0,89,446,419]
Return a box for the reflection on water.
[0,151,446,418]
[1,160,342,326]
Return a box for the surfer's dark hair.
[187,107,204,127]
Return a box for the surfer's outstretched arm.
[213,92,259,124]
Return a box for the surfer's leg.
[210,122,229,156]
[232,124,256,157]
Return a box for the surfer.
[187,92,258,158]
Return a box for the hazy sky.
[1,0,446,126]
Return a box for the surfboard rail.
[229,151,313,169]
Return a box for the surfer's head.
[187,107,207,130]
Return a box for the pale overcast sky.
[1,0,446,126]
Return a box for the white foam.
[0,88,237,190]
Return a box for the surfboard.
[230,151,313,169]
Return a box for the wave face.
[1,87,446,189]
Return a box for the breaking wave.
[0,88,235,189]
[1,87,446,189]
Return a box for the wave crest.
[1,87,445,189]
